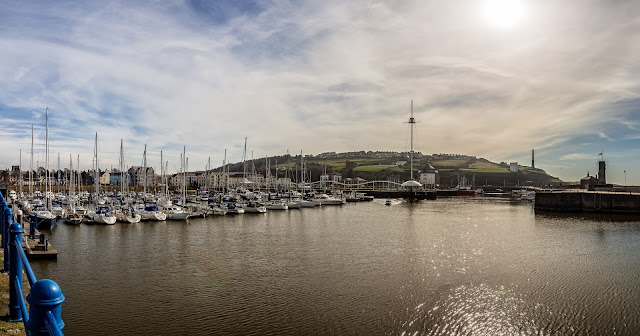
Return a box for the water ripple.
[27,199,640,335]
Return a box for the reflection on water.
[29,198,640,335]
[536,209,640,223]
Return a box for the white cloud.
[560,153,595,161]
[1,0,640,181]
[598,132,614,141]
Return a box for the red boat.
[456,189,476,196]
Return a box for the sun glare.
[482,0,526,29]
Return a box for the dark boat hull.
[33,217,56,230]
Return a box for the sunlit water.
[31,198,640,335]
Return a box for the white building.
[169,171,222,189]
[224,172,264,189]
[99,169,111,185]
[419,164,438,188]
[509,162,519,173]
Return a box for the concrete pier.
[21,219,58,259]
[535,190,640,213]
[365,190,437,200]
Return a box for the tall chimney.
[531,149,535,169]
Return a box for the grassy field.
[352,165,404,172]
[319,158,398,171]
[459,167,510,173]
[431,159,470,168]
[321,159,348,170]
[458,161,510,173]
[468,161,501,169]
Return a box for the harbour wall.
[535,191,640,213]
[365,190,437,200]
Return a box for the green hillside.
[218,151,563,187]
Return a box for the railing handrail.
[15,235,37,286]
[0,191,65,335]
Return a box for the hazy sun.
[482,0,526,29]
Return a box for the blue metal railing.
[0,192,64,335]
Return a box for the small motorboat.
[63,212,83,225]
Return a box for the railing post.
[8,214,22,322]
[32,214,37,239]
[1,201,5,245]
[0,201,5,252]
[2,202,8,273]
[27,279,65,335]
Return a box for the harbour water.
[31,198,640,335]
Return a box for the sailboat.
[63,154,82,225]
[162,146,190,220]
[86,133,116,225]
[28,108,57,230]
[115,140,141,223]
[116,206,141,223]
[297,151,316,208]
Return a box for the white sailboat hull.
[91,214,116,225]
[142,211,167,221]
[117,213,141,224]
[166,212,189,220]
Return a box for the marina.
[2,1,640,335]
[0,197,620,335]
[20,197,640,335]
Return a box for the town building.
[110,172,124,186]
[99,169,111,185]
[128,166,155,187]
[581,173,597,189]
[419,164,438,188]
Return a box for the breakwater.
[364,190,437,200]
[535,190,640,213]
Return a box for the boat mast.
[45,107,49,210]
[186,157,189,202]
[223,149,227,193]
[242,137,247,191]
[408,100,416,181]
[95,132,99,204]
[30,125,33,197]
[19,149,22,196]
[206,157,211,192]
[265,156,269,190]
[143,144,147,198]
[57,153,60,194]
[69,154,73,206]
[77,155,80,198]
[183,146,186,204]
[119,139,124,200]
[250,151,260,190]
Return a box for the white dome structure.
[401,180,423,188]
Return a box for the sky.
[1,0,640,184]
